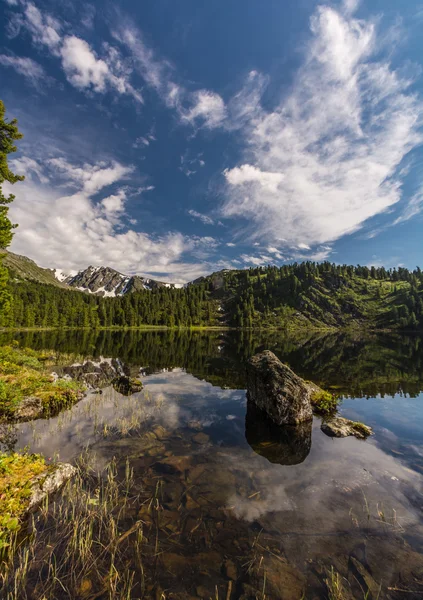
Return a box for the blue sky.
[1,0,423,283]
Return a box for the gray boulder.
[246,351,313,425]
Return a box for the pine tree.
[0,100,24,325]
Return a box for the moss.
[0,452,49,553]
[311,389,340,415]
[0,344,86,419]
[351,421,373,438]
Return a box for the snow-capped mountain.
[56,265,170,297]
[3,251,183,296]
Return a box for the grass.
[0,343,86,420]
[0,456,145,599]
[325,567,348,600]
[0,452,49,555]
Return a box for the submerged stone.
[192,432,210,445]
[246,351,313,425]
[321,416,373,439]
[112,375,143,396]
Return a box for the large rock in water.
[246,351,313,425]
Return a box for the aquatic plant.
[0,456,144,599]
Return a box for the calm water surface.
[1,329,423,599]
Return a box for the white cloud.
[295,246,333,262]
[222,5,423,250]
[48,157,133,195]
[60,36,142,102]
[224,164,284,193]
[60,36,109,92]
[10,157,49,183]
[101,190,126,215]
[23,2,61,54]
[240,254,274,266]
[183,90,227,129]
[5,157,223,283]
[393,192,423,225]
[0,54,46,86]
[188,209,214,225]
[226,242,236,247]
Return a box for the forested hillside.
[3,260,423,330]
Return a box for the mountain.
[61,265,171,297]
[2,251,171,297]
[2,251,69,289]
[198,262,423,330]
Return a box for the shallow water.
[2,329,423,599]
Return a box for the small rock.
[321,416,373,439]
[155,455,191,474]
[153,425,169,440]
[112,375,143,396]
[29,462,76,509]
[192,432,210,445]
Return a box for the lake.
[1,329,423,599]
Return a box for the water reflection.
[245,401,312,465]
[3,328,423,397]
[2,331,423,597]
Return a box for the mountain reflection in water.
[1,329,423,598]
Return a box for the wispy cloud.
[179,152,206,177]
[188,209,214,225]
[6,1,143,102]
[222,4,423,251]
[113,20,227,129]
[0,54,47,87]
[393,191,423,224]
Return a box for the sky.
[1,0,423,283]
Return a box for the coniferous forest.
[3,259,423,330]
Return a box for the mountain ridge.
[3,251,177,297]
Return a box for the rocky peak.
[64,265,168,297]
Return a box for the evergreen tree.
[0,100,24,326]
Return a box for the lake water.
[1,329,423,599]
